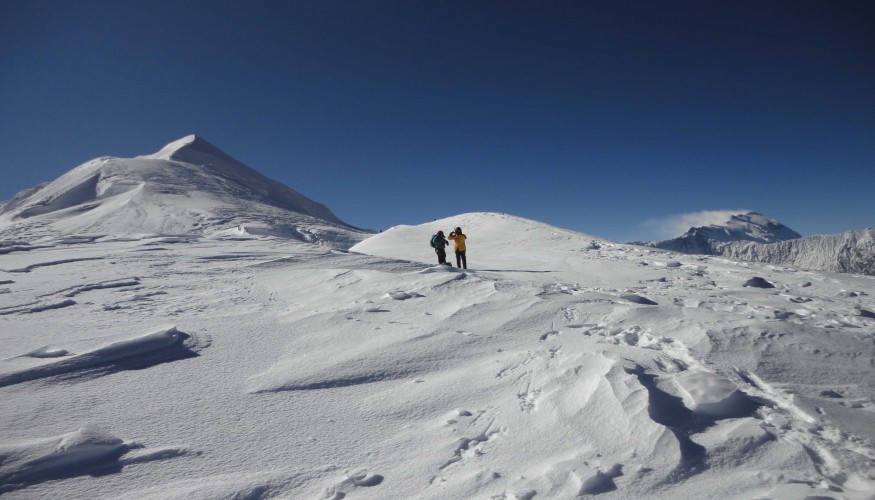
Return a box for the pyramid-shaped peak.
[163,134,205,150]
[145,134,236,164]
[0,134,366,243]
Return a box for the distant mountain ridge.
[0,135,371,247]
[635,212,801,254]
[634,211,874,275]
[716,229,875,275]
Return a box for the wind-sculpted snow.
[247,328,481,393]
[0,240,48,254]
[0,327,206,387]
[0,425,194,493]
[1,256,104,273]
[1,213,873,498]
[111,468,384,500]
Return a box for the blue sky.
[1,1,873,241]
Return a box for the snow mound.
[0,425,192,494]
[0,426,127,492]
[743,276,775,288]
[352,211,609,272]
[673,371,761,418]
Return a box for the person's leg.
[455,249,462,267]
[461,251,467,269]
[438,248,446,264]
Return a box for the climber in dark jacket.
[430,230,450,265]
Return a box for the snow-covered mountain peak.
[635,211,801,255]
[0,136,371,246]
[143,134,237,166]
[636,211,874,275]
[684,211,801,244]
[145,134,200,158]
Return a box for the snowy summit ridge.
[144,134,234,162]
[0,135,370,246]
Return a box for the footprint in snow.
[539,330,560,341]
[320,471,384,500]
[580,463,624,494]
[437,408,501,473]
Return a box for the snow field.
[0,212,873,498]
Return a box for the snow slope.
[1,211,873,499]
[0,135,370,247]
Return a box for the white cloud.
[640,209,750,240]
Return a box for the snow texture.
[1,142,873,499]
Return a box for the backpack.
[430,235,437,248]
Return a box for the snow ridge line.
[0,327,207,388]
[1,278,141,316]
[2,257,104,273]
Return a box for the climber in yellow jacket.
[448,226,467,269]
